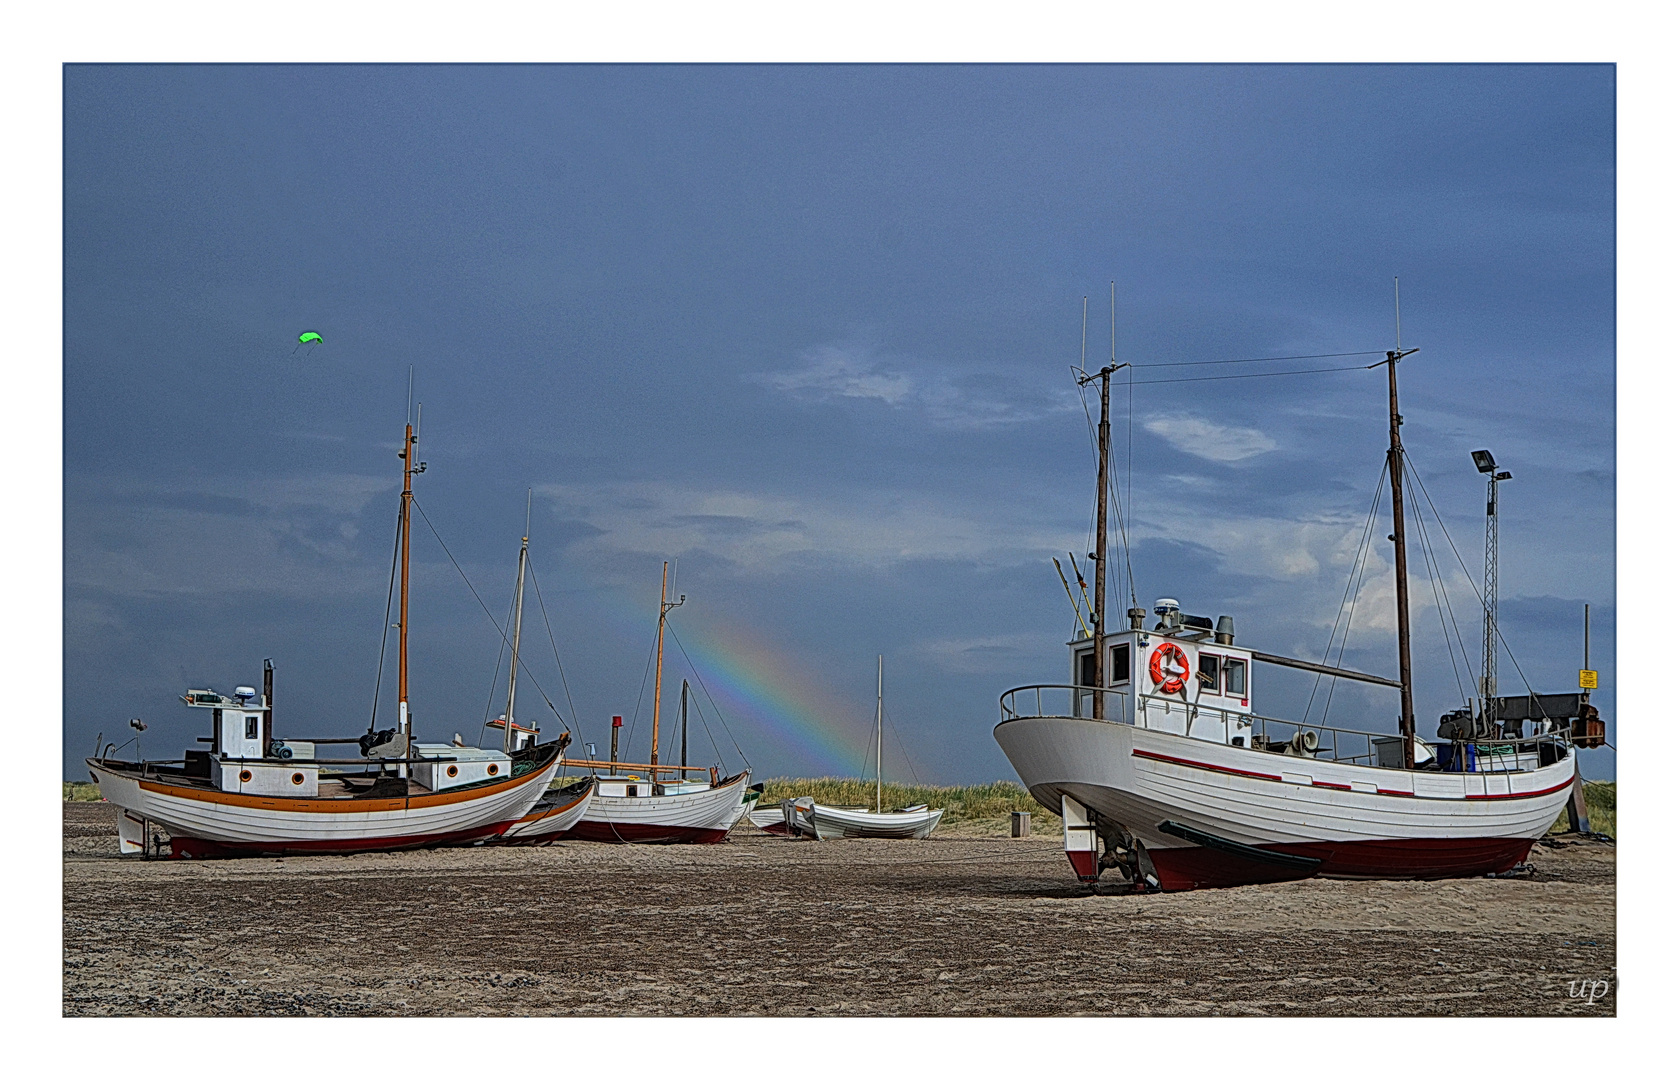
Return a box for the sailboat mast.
[650,562,684,779]
[876,655,883,814]
[502,508,530,754]
[1384,296,1420,766]
[680,680,689,770]
[398,419,415,776]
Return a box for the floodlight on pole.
[1473,450,1513,728]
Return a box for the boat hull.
[555,771,752,844]
[810,804,943,840]
[746,807,790,834]
[995,714,1574,890]
[87,744,562,859]
[493,778,595,844]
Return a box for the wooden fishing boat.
[800,657,942,840]
[995,308,1598,891]
[550,562,753,843]
[88,414,565,857]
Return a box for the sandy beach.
[63,801,1615,1016]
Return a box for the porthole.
[487,764,499,776]
[238,769,252,783]
[291,772,305,786]
[446,765,459,778]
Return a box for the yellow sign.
[1579,669,1598,690]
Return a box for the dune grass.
[63,781,102,802]
[760,777,1056,831]
[1551,780,1615,838]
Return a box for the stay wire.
[1403,462,1474,704]
[1402,459,1543,700]
[665,624,752,770]
[408,497,572,731]
[479,588,518,747]
[526,561,580,733]
[1132,349,1385,369]
[1396,456,1537,702]
[1127,363,1374,387]
[1303,463,1387,725]
[367,504,403,734]
[879,699,922,786]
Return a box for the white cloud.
[751,344,1076,429]
[1144,414,1277,463]
[535,480,1083,573]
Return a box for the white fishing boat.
[89,415,564,857]
[994,311,1600,891]
[552,562,753,843]
[789,657,943,840]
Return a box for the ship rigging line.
[879,699,923,785]
[408,497,571,733]
[478,587,519,746]
[526,561,582,736]
[1306,461,1387,727]
[1133,349,1386,368]
[367,504,404,734]
[1127,362,1374,386]
[664,624,751,769]
[1402,456,1542,705]
[1403,461,1478,704]
[1073,366,1136,620]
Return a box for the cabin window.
[244,714,258,740]
[1198,654,1221,694]
[1077,651,1098,687]
[1225,659,1248,697]
[1110,643,1131,684]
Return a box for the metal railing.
[998,683,1574,772]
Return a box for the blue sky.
[62,64,1615,781]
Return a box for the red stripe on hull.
[166,822,510,859]
[1145,836,1536,891]
[556,821,730,844]
[754,822,791,835]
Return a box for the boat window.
[1077,651,1097,687]
[1225,658,1248,697]
[1110,643,1131,684]
[245,714,258,740]
[1198,654,1221,693]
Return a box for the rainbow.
[586,593,876,777]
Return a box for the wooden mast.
[397,417,416,777]
[1384,292,1420,766]
[501,495,531,754]
[680,679,689,771]
[1078,360,1120,720]
[650,562,684,781]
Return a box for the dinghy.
[797,657,943,840]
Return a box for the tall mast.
[1386,281,1420,766]
[502,494,531,754]
[397,416,416,777]
[1078,359,1121,720]
[650,561,684,779]
[680,679,689,770]
[875,655,884,814]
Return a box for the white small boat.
[793,657,943,841]
[747,806,791,833]
[496,776,595,843]
[811,801,943,840]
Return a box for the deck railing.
[998,684,1573,771]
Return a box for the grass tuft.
[63,781,103,802]
[1550,780,1615,838]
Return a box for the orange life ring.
[1149,642,1190,695]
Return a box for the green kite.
[298,332,323,345]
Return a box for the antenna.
[1080,296,1088,372]
[1394,277,1402,352]
[407,366,414,428]
[524,487,533,539]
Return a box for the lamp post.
[1471,449,1513,732]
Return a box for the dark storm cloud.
[64,64,1615,780]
